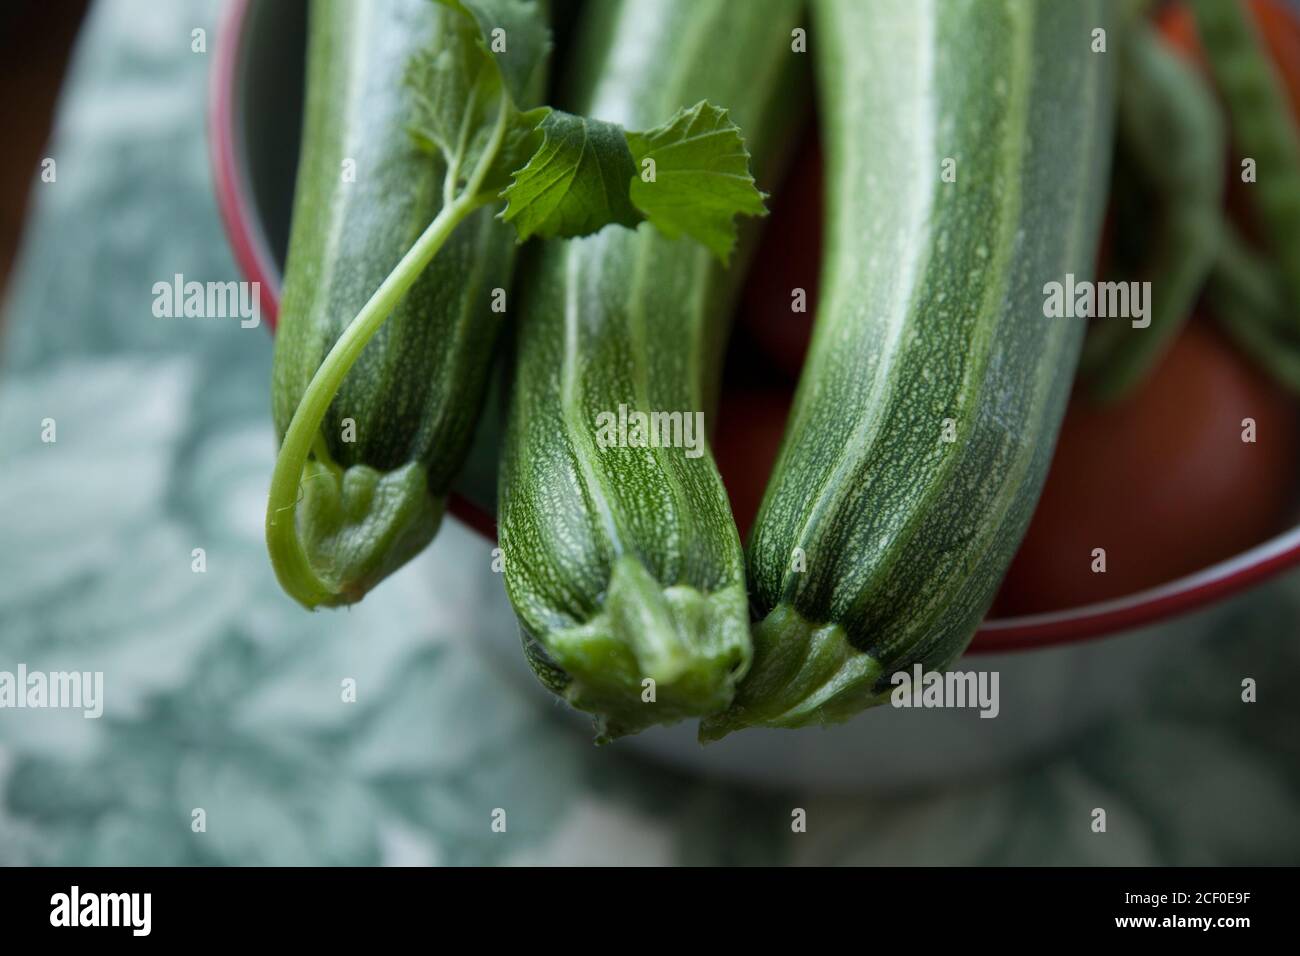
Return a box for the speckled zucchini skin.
[498,0,805,740]
[708,0,1117,735]
[272,0,514,520]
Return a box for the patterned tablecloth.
[1,0,1298,865]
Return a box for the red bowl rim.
[208,0,1300,652]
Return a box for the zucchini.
[269,0,535,605]
[498,0,805,739]
[702,0,1117,737]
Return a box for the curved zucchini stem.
[1209,224,1300,394]
[1082,22,1224,402]
[1082,207,1220,402]
[1190,0,1300,324]
[265,98,509,608]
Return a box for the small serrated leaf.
[500,111,641,241]
[408,4,760,260]
[625,101,767,262]
[477,106,550,197]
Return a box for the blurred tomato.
[1252,0,1300,111]
[713,387,790,542]
[996,321,1299,616]
[1154,2,1203,65]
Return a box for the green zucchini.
[498,0,805,739]
[702,0,1117,738]
[270,0,534,605]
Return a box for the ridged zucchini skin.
[271,0,518,598]
[498,0,805,740]
[703,0,1117,737]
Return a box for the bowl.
[210,0,1300,790]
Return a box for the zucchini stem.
[1209,223,1300,393]
[266,95,510,608]
[1082,22,1224,402]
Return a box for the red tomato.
[996,321,1300,616]
[736,137,821,380]
[1155,2,1203,65]
[712,387,790,542]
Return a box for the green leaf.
[477,105,550,196]
[500,110,642,241]
[406,4,761,257]
[435,0,550,107]
[405,8,504,165]
[407,0,549,195]
[626,101,768,262]
[500,101,766,261]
